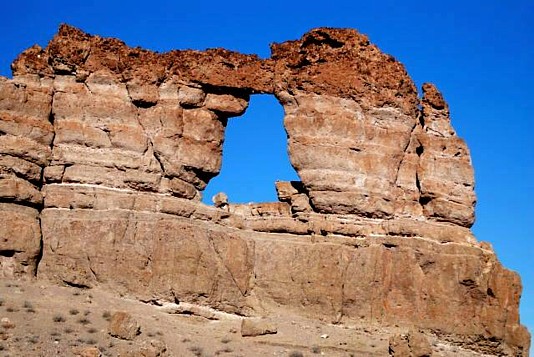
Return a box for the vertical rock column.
[0,75,54,277]
[42,71,249,203]
[271,28,422,219]
[416,83,476,227]
[281,91,416,218]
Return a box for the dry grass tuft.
[53,314,66,323]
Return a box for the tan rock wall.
[0,75,53,277]
[45,72,247,199]
[36,187,528,354]
[281,92,416,218]
[0,25,529,355]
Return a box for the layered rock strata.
[0,25,529,355]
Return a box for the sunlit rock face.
[0,25,529,355]
[270,30,475,226]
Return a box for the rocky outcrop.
[108,311,141,340]
[0,75,53,277]
[0,25,530,355]
[389,330,432,357]
[241,318,278,337]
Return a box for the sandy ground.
[0,278,493,356]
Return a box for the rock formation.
[0,25,530,355]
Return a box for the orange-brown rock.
[0,25,530,355]
[241,318,278,337]
[108,311,140,340]
[72,347,102,357]
[389,330,432,357]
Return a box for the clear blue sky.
[1,0,532,347]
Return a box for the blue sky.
[1,0,532,347]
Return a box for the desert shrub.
[288,351,304,357]
[53,314,66,323]
[24,303,36,313]
[78,317,91,325]
[189,346,204,357]
[215,347,233,355]
[102,311,111,321]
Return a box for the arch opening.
[202,94,299,205]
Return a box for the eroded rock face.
[108,311,141,340]
[46,71,246,200]
[0,75,53,277]
[0,25,530,355]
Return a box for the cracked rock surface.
[0,25,530,355]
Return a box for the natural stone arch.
[202,94,299,205]
[10,24,475,226]
[1,25,526,355]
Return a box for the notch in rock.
[62,280,91,289]
[302,30,345,49]
[0,250,17,258]
[382,243,397,249]
[419,196,432,206]
[415,145,424,157]
[132,99,157,108]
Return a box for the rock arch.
[0,24,529,354]
[202,94,299,204]
[10,24,475,226]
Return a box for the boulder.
[108,312,141,340]
[241,318,277,337]
[389,331,432,357]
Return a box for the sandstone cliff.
[0,25,530,355]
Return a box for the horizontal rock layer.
[37,186,528,356]
[0,25,530,355]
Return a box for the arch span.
[202,94,299,204]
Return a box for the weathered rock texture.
[108,311,141,340]
[0,25,530,355]
[389,330,433,357]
